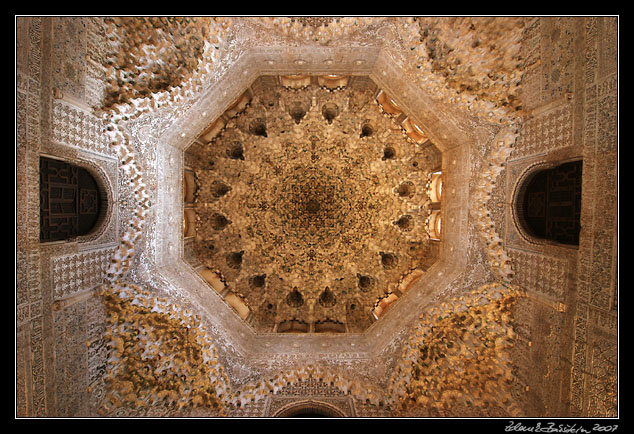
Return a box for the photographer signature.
[505,421,618,433]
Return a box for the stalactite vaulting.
[387,282,522,416]
[98,281,230,415]
[93,17,537,416]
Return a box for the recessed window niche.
[39,156,106,243]
[515,160,582,246]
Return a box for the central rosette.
[304,198,321,214]
[243,153,377,284]
[274,165,359,246]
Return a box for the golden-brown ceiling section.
[184,75,443,333]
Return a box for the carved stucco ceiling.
[123,17,523,370]
[92,19,529,411]
[184,75,442,333]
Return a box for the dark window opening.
[288,411,331,418]
[519,160,582,246]
[40,157,103,242]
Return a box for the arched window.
[183,169,198,238]
[273,399,347,417]
[39,156,105,242]
[428,171,443,203]
[427,210,442,241]
[515,160,582,246]
[424,171,443,241]
[277,319,310,333]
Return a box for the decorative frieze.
[587,333,617,417]
[514,102,573,159]
[51,100,112,156]
[51,247,117,300]
[508,248,569,299]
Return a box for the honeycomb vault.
[185,75,442,333]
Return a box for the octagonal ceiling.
[150,42,474,361]
[183,74,443,334]
[82,17,535,414]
